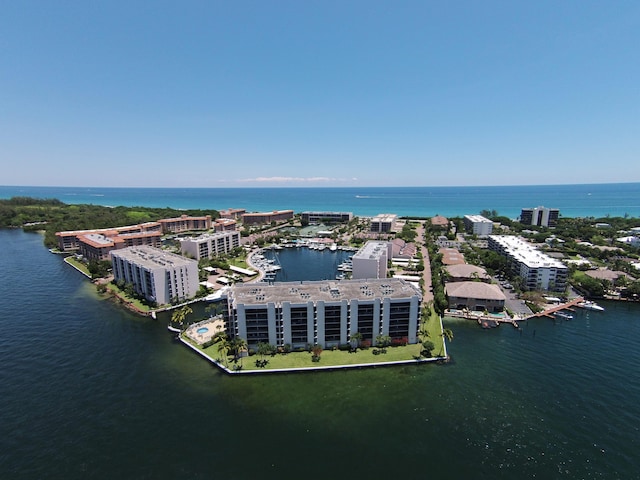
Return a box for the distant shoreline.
[2,183,639,218]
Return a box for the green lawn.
[198,342,426,371]
[184,308,447,372]
[64,256,90,276]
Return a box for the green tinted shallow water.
[1,229,639,479]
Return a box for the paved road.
[416,221,434,303]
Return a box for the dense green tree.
[171,305,193,329]
[0,196,219,248]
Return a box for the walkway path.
[416,221,434,303]
[528,296,584,319]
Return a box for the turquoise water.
[2,183,640,218]
[1,229,639,479]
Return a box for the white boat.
[578,301,605,311]
[337,261,353,272]
[555,311,573,320]
[329,243,337,251]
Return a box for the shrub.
[391,337,408,347]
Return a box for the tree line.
[0,196,219,248]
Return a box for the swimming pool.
[196,327,209,334]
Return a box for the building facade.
[370,213,397,233]
[158,215,212,233]
[77,231,162,262]
[219,208,246,220]
[351,241,392,280]
[180,231,241,260]
[56,222,162,252]
[213,218,237,232]
[110,246,199,305]
[227,278,422,349]
[488,235,568,292]
[301,211,353,224]
[241,210,294,226]
[445,282,506,312]
[520,206,559,227]
[463,215,493,236]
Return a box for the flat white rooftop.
[110,246,196,268]
[464,214,492,223]
[229,278,420,306]
[489,236,567,269]
[353,241,389,260]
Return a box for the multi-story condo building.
[180,231,241,261]
[241,210,294,226]
[226,278,422,349]
[213,218,237,232]
[110,246,199,305]
[370,213,397,233]
[219,208,246,220]
[78,230,162,262]
[488,235,568,292]
[520,206,560,227]
[56,222,162,252]
[463,215,493,236]
[352,241,392,280]
[300,211,353,224]
[158,215,212,233]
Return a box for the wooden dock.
[529,297,584,320]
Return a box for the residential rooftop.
[229,278,421,306]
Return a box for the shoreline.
[177,333,449,375]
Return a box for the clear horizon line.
[2,181,640,190]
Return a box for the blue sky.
[1,1,638,188]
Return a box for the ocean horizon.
[2,182,640,219]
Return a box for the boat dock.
[528,296,584,320]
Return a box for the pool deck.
[184,318,225,345]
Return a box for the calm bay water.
[1,229,639,479]
[2,183,640,218]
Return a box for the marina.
[250,243,354,283]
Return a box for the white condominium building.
[463,215,493,236]
[227,278,422,349]
[520,206,559,227]
[351,241,392,280]
[370,213,397,233]
[180,231,241,261]
[488,235,568,292]
[110,246,199,305]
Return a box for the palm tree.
[231,337,248,365]
[349,332,362,351]
[442,328,454,342]
[171,305,193,330]
[214,333,230,365]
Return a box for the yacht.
[578,300,605,311]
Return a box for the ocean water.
[1,228,639,479]
[1,183,640,218]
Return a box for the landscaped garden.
[181,304,448,373]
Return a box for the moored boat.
[578,300,605,311]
